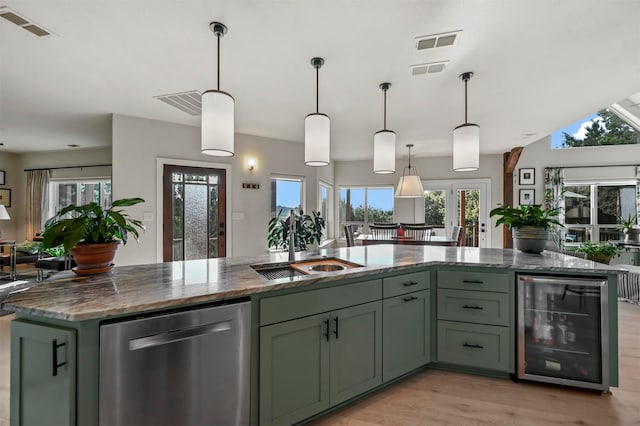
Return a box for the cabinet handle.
[403,281,419,287]
[333,317,339,339]
[462,280,484,284]
[403,296,418,302]
[324,319,330,342]
[52,339,67,377]
[462,305,484,310]
[463,343,484,349]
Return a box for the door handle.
[333,317,339,339]
[129,321,232,351]
[52,339,67,377]
[324,319,330,342]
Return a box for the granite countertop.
[1,245,620,321]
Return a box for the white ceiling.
[1,0,639,161]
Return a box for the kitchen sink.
[308,264,345,272]
[251,257,363,280]
[252,265,306,280]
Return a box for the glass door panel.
[456,188,480,247]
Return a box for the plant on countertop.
[617,214,640,243]
[489,204,563,230]
[41,197,146,252]
[575,241,620,264]
[267,209,326,251]
[617,214,638,230]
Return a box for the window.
[551,109,639,149]
[271,176,304,219]
[49,179,111,218]
[319,182,333,240]
[424,190,446,227]
[563,183,636,244]
[339,186,393,236]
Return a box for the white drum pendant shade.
[305,113,330,166]
[395,175,424,198]
[374,130,396,174]
[452,123,480,171]
[201,90,235,156]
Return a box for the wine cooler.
[517,274,609,390]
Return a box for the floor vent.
[154,91,202,116]
[411,61,448,76]
[415,30,462,51]
[0,6,51,37]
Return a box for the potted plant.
[575,241,620,264]
[267,209,326,251]
[618,214,640,243]
[490,204,562,254]
[41,197,145,275]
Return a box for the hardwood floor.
[0,302,638,426]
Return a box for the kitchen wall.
[111,114,327,266]
[514,136,640,206]
[335,154,505,248]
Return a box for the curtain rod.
[24,164,112,172]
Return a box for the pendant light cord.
[383,89,387,130]
[316,66,319,113]
[464,77,468,124]
[217,34,221,90]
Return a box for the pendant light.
[201,21,235,156]
[305,57,330,166]
[373,82,396,174]
[395,144,424,198]
[452,71,479,171]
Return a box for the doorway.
[162,165,226,262]
[418,179,491,248]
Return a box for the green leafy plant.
[41,198,145,252]
[617,214,638,230]
[575,241,620,261]
[489,204,563,230]
[267,209,326,251]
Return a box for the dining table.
[356,234,457,246]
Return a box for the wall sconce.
[247,158,256,171]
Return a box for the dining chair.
[451,226,462,246]
[401,224,431,240]
[369,223,400,240]
[344,225,356,247]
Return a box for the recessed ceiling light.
[415,30,462,51]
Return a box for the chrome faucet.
[288,209,296,262]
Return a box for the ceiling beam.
[504,147,523,174]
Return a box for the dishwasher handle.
[129,320,232,351]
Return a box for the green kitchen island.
[2,245,620,426]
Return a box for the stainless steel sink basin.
[252,265,306,280]
[308,264,345,272]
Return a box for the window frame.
[339,185,395,236]
[270,174,305,219]
[48,178,112,220]
[318,181,334,241]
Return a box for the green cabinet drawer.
[260,279,382,325]
[437,289,510,326]
[437,320,510,372]
[383,290,430,382]
[437,270,509,293]
[383,271,429,298]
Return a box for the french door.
[162,165,226,262]
[418,179,490,248]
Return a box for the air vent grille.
[415,30,461,51]
[410,61,448,76]
[155,91,202,116]
[0,7,51,37]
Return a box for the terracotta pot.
[70,241,120,274]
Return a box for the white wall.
[515,136,640,206]
[0,152,23,241]
[112,114,324,266]
[335,154,504,248]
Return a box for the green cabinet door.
[383,290,430,382]
[260,313,330,426]
[330,301,382,405]
[10,319,77,426]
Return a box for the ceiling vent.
[410,61,448,76]
[155,91,202,116]
[415,30,461,51]
[0,6,51,36]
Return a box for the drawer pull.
[463,343,484,349]
[333,317,339,339]
[403,296,418,302]
[403,281,419,287]
[462,280,484,284]
[52,339,67,377]
[462,304,484,310]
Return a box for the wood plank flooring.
[0,302,638,426]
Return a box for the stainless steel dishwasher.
[99,300,251,426]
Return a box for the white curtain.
[25,169,51,240]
